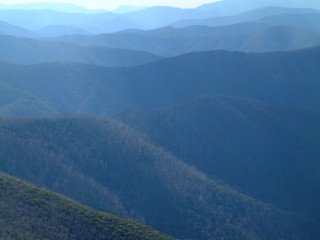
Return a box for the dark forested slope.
[0,62,128,115]
[1,117,320,240]
[0,173,173,240]
[119,95,320,222]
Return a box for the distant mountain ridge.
[1,3,320,38]
[51,12,320,56]
[0,9,137,33]
[0,7,209,34]
[198,0,320,15]
[171,6,320,28]
[0,2,105,13]
[112,6,148,14]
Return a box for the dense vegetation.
[119,94,320,221]
[1,116,320,239]
[0,173,173,240]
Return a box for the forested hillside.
[119,95,320,221]
[0,173,173,240]
[1,117,320,239]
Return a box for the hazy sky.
[0,0,220,9]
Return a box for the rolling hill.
[1,117,320,240]
[119,46,320,111]
[0,20,35,37]
[0,83,55,116]
[0,173,173,240]
[0,35,161,66]
[1,46,320,116]
[36,25,90,37]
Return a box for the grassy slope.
[0,173,173,240]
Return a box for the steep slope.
[0,173,173,240]
[119,95,320,221]
[0,35,160,66]
[1,117,320,240]
[1,46,320,116]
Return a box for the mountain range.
[2,45,320,239]
[2,0,320,239]
[171,6,320,28]
[1,0,320,35]
[51,12,320,56]
[1,5,320,56]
